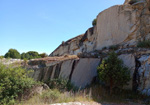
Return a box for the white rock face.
[59,60,74,79]
[0,58,23,65]
[50,0,150,56]
[96,5,136,49]
[29,57,100,88]
[32,68,42,81]
[138,55,150,92]
[71,58,100,88]
[118,54,135,89]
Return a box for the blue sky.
[0,0,124,56]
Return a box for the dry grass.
[16,89,93,105]
[16,85,149,105]
[90,85,149,104]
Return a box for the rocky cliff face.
[50,0,150,57]
[27,0,150,96]
[29,48,150,96]
[28,55,100,88]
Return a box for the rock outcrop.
[26,0,150,96]
[28,55,100,88]
[29,48,150,96]
[50,0,150,57]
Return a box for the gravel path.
[50,102,145,105]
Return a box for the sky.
[0,0,124,56]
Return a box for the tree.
[92,19,97,26]
[4,49,21,59]
[97,52,130,95]
[21,51,41,60]
[21,52,26,59]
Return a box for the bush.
[48,78,76,91]
[97,52,130,95]
[0,63,37,104]
[4,49,21,59]
[92,19,97,26]
[41,89,61,103]
[0,56,4,59]
[109,45,119,50]
[21,51,41,60]
[102,47,107,50]
[137,40,150,48]
[39,53,48,58]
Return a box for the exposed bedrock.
[28,56,100,88]
[28,48,150,96]
[50,0,150,57]
[27,0,150,96]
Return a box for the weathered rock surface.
[50,0,150,57]
[71,58,100,88]
[26,0,150,96]
[138,55,150,95]
[28,47,150,95]
[28,55,100,88]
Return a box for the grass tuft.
[137,40,150,48]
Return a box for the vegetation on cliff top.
[4,48,48,60]
[4,49,21,59]
[92,19,97,26]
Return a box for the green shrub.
[4,49,21,59]
[41,89,61,103]
[92,19,97,26]
[0,56,4,59]
[102,47,107,50]
[21,51,41,60]
[39,53,48,58]
[48,78,76,91]
[97,52,130,95]
[0,63,37,104]
[109,45,119,50]
[137,40,150,48]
